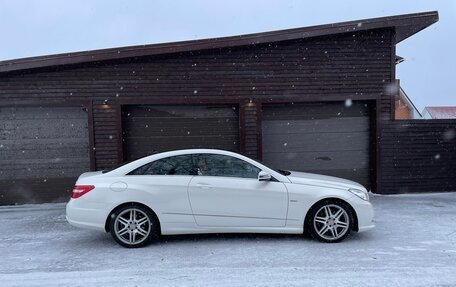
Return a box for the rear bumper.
[66,199,109,232]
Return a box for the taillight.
[71,185,95,199]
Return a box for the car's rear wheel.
[307,200,353,243]
[109,204,158,248]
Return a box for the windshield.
[250,157,292,176]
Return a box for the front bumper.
[351,196,375,232]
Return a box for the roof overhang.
[0,11,438,74]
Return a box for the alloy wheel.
[114,208,152,245]
[313,204,350,241]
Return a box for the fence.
[380,120,456,193]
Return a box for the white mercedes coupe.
[66,149,374,248]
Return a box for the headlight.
[349,188,369,201]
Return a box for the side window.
[195,154,260,179]
[128,155,194,175]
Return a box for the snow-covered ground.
[0,193,455,287]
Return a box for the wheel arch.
[304,197,359,233]
[105,201,162,234]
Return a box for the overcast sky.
[0,0,454,111]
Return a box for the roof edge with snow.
[0,11,438,74]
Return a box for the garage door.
[122,105,239,161]
[0,106,90,205]
[262,101,372,188]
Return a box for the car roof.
[106,149,248,175]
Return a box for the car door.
[187,153,288,227]
[123,154,196,221]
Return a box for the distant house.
[395,87,422,119]
[422,107,456,119]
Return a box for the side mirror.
[258,171,272,181]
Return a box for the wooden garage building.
[2,11,452,205]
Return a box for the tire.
[306,200,353,243]
[109,204,158,248]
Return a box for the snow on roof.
[0,11,439,74]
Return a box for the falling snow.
[443,129,455,141]
[384,82,398,96]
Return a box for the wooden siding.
[0,28,394,201]
[379,120,456,193]
[243,103,259,158]
[92,101,118,170]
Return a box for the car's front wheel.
[109,204,158,248]
[307,200,353,243]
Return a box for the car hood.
[286,171,366,191]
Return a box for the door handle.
[196,183,212,189]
